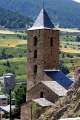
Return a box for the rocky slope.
[37,78,80,120]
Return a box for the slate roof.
[4,73,14,76]
[32,98,53,107]
[44,69,73,89]
[28,8,54,30]
[0,105,15,113]
[42,81,67,96]
[0,95,7,99]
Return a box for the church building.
[21,8,73,120]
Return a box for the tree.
[1,48,6,59]
[6,61,11,67]
[76,36,80,42]
[59,64,69,75]
[14,83,26,112]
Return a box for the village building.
[0,95,8,119]
[0,95,8,106]
[21,8,73,120]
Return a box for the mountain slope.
[0,7,32,28]
[0,0,80,27]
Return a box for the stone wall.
[27,29,59,91]
[21,102,32,120]
[21,101,49,120]
[22,27,60,120]
[0,99,8,106]
[27,82,58,103]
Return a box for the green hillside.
[0,31,27,82]
[0,0,80,27]
[0,7,32,28]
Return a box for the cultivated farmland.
[0,29,27,83]
[0,29,80,85]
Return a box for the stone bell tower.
[27,8,59,91]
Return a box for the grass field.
[58,28,80,33]
[0,28,80,83]
[0,57,26,63]
[61,48,80,54]
[0,29,26,35]
[0,39,27,47]
[0,30,27,83]
[0,29,17,34]
[0,57,27,81]
[0,29,27,47]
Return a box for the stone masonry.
[27,29,59,92]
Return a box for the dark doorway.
[40,92,43,98]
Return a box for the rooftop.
[4,73,14,76]
[42,81,67,96]
[44,69,73,89]
[0,95,8,99]
[28,8,54,30]
[0,105,15,113]
[32,98,53,107]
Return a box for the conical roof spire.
[28,8,54,30]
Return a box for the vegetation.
[14,83,26,108]
[59,64,69,75]
[0,39,26,47]
[0,28,80,119]
[0,57,27,81]
[0,30,79,82]
[0,31,27,82]
[76,36,80,42]
[60,33,80,76]
[1,0,80,27]
[11,83,26,118]
[0,7,32,28]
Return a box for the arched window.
[50,37,53,47]
[34,36,37,46]
[34,65,37,76]
[40,92,43,98]
[34,50,37,58]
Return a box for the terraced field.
[60,32,80,76]
[58,28,80,33]
[0,29,27,82]
[0,29,80,83]
[0,39,27,47]
[0,29,16,34]
[61,48,80,54]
